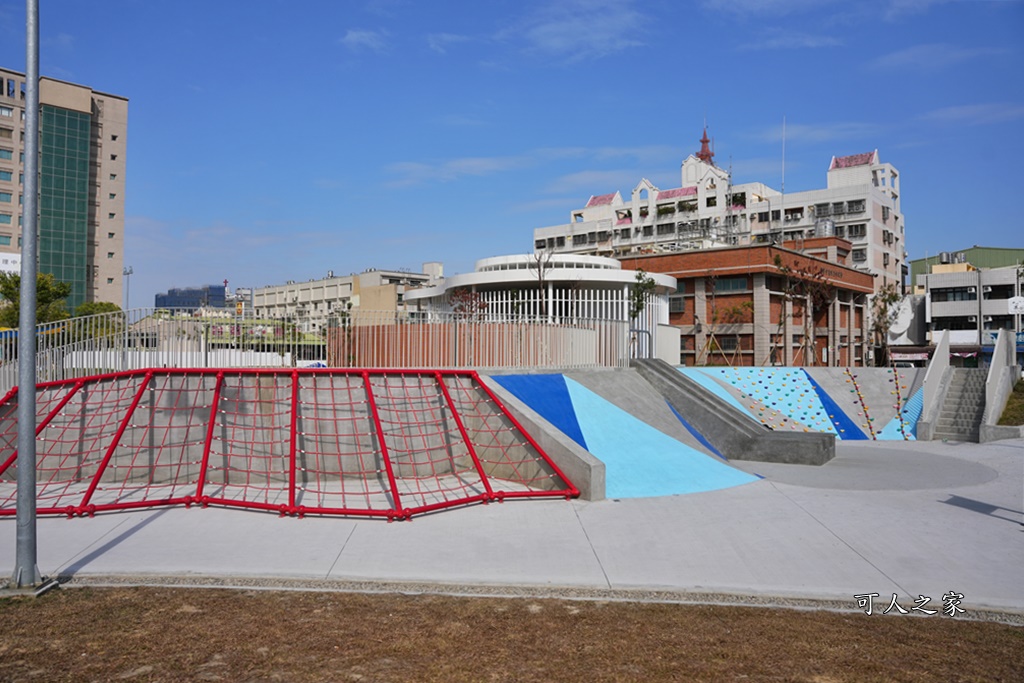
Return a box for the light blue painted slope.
[563,377,758,498]
[878,386,923,440]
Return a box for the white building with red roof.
[533,134,905,295]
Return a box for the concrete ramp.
[489,371,758,499]
[565,370,721,458]
[680,367,926,441]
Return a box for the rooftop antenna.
[780,115,786,235]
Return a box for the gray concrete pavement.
[2,439,1022,616]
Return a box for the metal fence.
[0,308,649,395]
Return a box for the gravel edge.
[31,573,1024,627]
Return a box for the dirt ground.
[0,587,1021,682]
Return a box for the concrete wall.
[481,375,605,501]
[633,359,835,466]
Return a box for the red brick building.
[621,237,875,366]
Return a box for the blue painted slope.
[698,367,839,434]
[801,370,868,440]
[491,374,587,449]
[878,386,923,440]
[678,368,762,424]
[564,377,758,498]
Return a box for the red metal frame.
[0,367,577,520]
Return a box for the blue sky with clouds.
[1,0,1022,306]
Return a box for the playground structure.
[0,368,577,520]
[0,316,1018,518]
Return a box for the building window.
[847,224,867,239]
[714,277,747,293]
[706,196,717,207]
[107,277,114,284]
[0,106,12,118]
[0,235,10,245]
[717,337,738,351]
[847,199,865,213]
[109,173,117,180]
[110,153,117,161]
[932,287,976,302]
[0,192,10,203]
[111,134,118,141]
[0,128,11,139]
[0,171,11,182]
[108,231,115,239]
[0,213,11,225]
[107,252,114,259]
[108,193,116,199]
[0,149,11,160]
[852,248,867,262]
[669,295,685,313]
[108,212,115,219]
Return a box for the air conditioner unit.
[967,286,977,294]
[983,316,993,323]
[968,315,977,323]
[982,285,992,293]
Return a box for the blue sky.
[1,0,1022,307]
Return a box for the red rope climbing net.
[0,368,577,520]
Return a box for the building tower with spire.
[696,127,715,165]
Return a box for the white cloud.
[752,121,881,144]
[739,28,843,50]
[503,0,647,63]
[339,29,390,54]
[883,0,955,21]
[701,0,838,16]
[427,33,472,54]
[921,103,1024,126]
[384,145,683,188]
[438,114,486,127]
[544,169,643,195]
[870,43,1009,69]
[44,32,75,50]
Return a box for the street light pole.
[123,266,133,310]
[12,0,42,589]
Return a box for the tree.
[530,247,554,318]
[448,288,487,321]
[0,272,72,328]
[629,269,657,323]
[71,301,125,342]
[75,301,121,317]
[869,282,903,366]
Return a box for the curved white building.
[405,254,676,329]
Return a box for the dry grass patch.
[0,587,1021,682]
[997,379,1024,426]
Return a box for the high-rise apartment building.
[533,131,905,295]
[0,67,127,312]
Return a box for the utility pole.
[12,0,43,589]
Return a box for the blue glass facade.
[155,285,227,310]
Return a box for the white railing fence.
[0,308,656,395]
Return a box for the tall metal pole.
[123,265,132,310]
[12,0,42,589]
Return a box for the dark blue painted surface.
[491,374,588,449]
[666,401,725,459]
[801,369,868,440]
